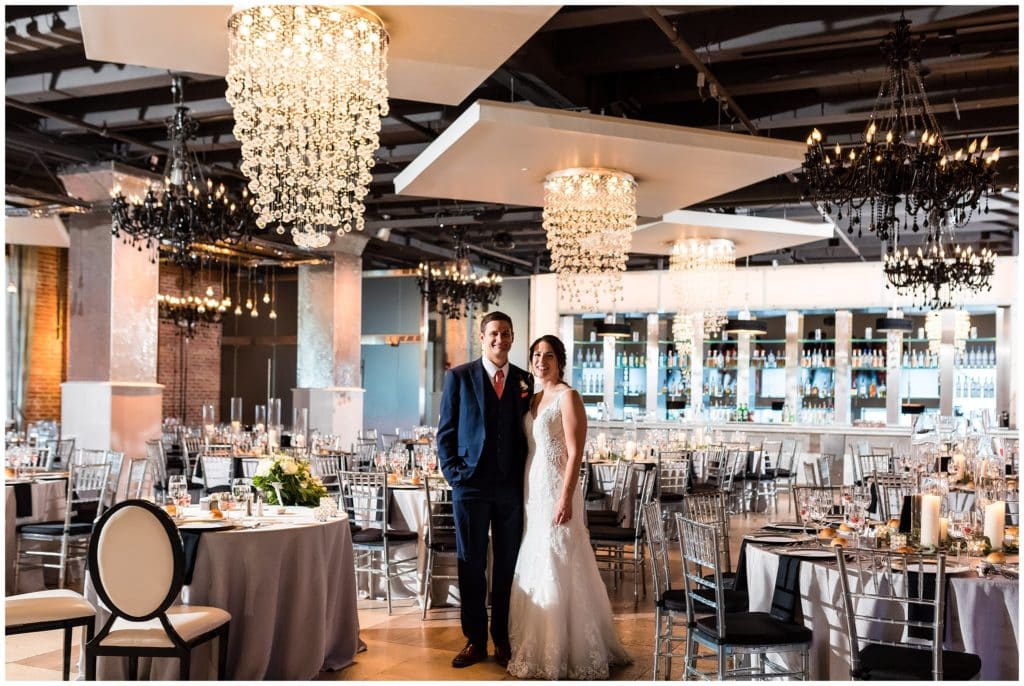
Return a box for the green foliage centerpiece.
[251,455,327,506]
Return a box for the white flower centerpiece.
[251,454,327,506]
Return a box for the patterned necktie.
[494,369,505,399]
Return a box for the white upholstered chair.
[6,589,96,680]
[84,500,231,680]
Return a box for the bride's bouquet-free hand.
[252,454,328,506]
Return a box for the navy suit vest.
[477,379,526,483]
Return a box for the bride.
[507,335,630,680]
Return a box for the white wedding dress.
[507,387,630,680]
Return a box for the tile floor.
[5,500,783,681]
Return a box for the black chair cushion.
[695,611,812,646]
[588,524,634,541]
[349,521,362,533]
[659,589,689,612]
[764,468,791,478]
[351,527,383,543]
[660,492,686,503]
[428,533,459,552]
[386,528,418,542]
[18,521,93,537]
[585,491,606,502]
[855,643,982,681]
[689,483,720,494]
[587,510,621,524]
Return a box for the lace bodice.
[524,386,572,509]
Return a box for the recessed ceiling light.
[520,167,528,172]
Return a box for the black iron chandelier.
[157,290,228,339]
[802,18,999,243]
[110,76,259,268]
[417,232,502,319]
[883,234,995,309]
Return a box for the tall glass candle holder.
[254,405,266,433]
[202,403,216,438]
[267,398,282,451]
[292,407,308,448]
[230,397,243,434]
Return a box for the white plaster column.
[59,165,162,460]
[293,234,369,449]
[689,313,704,418]
[834,310,853,425]
[785,311,803,415]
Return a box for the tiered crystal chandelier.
[669,238,735,338]
[925,309,970,355]
[883,238,995,309]
[542,168,636,311]
[110,77,258,268]
[802,18,999,243]
[226,5,389,248]
[417,232,503,319]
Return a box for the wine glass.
[232,478,251,508]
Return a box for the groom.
[436,311,532,668]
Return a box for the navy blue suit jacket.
[436,358,532,486]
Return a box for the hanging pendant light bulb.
[268,266,278,319]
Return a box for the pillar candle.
[952,452,966,475]
[939,517,949,543]
[624,441,637,460]
[984,501,1005,550]
[919,494,941,547]
[596,433,607,450]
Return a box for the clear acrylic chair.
[339,470,419,614]
[835,548,981,680]
[14,462,112,592]
[199,454,234,494]
[676,514,811,680]
[126,458,150,500]
[421,479,459,619]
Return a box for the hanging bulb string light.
[268,266,278,320]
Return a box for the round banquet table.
[743,542,1019,681]
[83,507,363,680]
[5,477,68,593]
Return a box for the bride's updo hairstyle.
[529,335,567,380]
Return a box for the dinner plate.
[746,534,812,544]
[782,548,837,559]
[891,560,970,574]
[765,522,812,532]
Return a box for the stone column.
[293,234,369,449]
[785,311,803,417]
[59,164,162,460]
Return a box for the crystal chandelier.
[226,5,389,248]
[883,234,995,309]
[925,309,970,355]
[669,238,735,335]
[417,233,503,319]
[802,18,999,243]
[671,313,694,359]
[110,77,259,267]
[543,168,636,311]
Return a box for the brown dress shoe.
[494,643,511,668]
[452,641,487,668]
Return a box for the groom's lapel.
[470,358,486,411]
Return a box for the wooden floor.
[5,501,782,681]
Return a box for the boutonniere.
[519,376,531,398]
